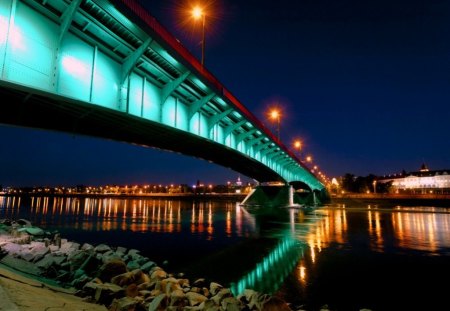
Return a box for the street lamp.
[269,108,281,141]
[192,6,206,66]
[293,139,302,158]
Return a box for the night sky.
[1,0,450,187]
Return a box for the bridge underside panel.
[0,83,283,183]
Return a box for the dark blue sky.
[1,0,450,187]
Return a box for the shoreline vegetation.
[0,218,295,311]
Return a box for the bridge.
[0,0,328,204]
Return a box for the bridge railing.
[113,0,311,173]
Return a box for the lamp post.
[293,139,302,158]
[269,109,281,141]
[192,6,206,66]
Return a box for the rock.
[160,277,182,296]
[18,227,44,236]
[140,260,156,273]
[116,246,127,254]
[109,296,138,311]
[170,289,186,307]
[16,219,32,227]
[95,244,112,253]
[193,278,206,287]
[211,288,232,305]
[178,278,190,288]
[71,274,91,289]
[81,243,94,251]
[186,292,208,306]
[35,255,55,270]
[68,250,90,271]
[83,282,124,305]
[97,259,128,283]
[2,242,22,255]
[125,283,139,298]
[60,241,80,255]
[221,297,241,311]
[127,249,140,256]
[203,299,220,311]
[0,254,41,276]
[30,243,49,262]
[52,255,66,266]
[102,251,123,264]
[94,244,111,253]
[20,250,35,262]
[148,293,167,311]
[111,269,148,287]
[210,282,223,296]
[127,260,140,271]
[150,269,167,281]
[111,271,133,287]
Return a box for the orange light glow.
[192,6,204,19]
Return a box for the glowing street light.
[293,139,302,159]
[269,108,281,141]
[192,6,206,66]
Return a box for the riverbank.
[331,193,450,208]
[0,218,294,311]
[1,192,247,201]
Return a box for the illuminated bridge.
[0,0,327,204]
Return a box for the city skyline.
[1,0,449,187]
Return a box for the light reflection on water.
[1,196,450,307]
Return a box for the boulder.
[186,292,208,306]
[169,289,186,307]
[211,288,232,305]
[97,259,127,283]
[148,293,167,311]
[81,243,94,251]
[210,282,223,296]
[83,281,124,305]
[94,244,112,253]
[18,227,44,236]
[2,242,22,255]
[140,260,157,273]
[150,269,167,281]
[109,296,138,311]
[16,219,32,227]
[126,260,140,271]
[221,297,241,311]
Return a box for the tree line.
[340,173,392,193]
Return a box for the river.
[1,195,449,310]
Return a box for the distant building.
[378,164,450,194]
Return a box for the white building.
[378,164,450,194]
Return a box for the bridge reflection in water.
[1,196,449,297]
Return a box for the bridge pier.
[241,184,328,212]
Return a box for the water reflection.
[1,196,450,299]
[302,204,450,255]
[0,196,257,239]
[230,208,321,295]
[230,235,304,296]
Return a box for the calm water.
[1,195,450,310]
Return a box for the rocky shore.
[0,218,294,311]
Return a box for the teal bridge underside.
[0,0,325,192]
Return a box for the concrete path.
[0,266,107,311]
